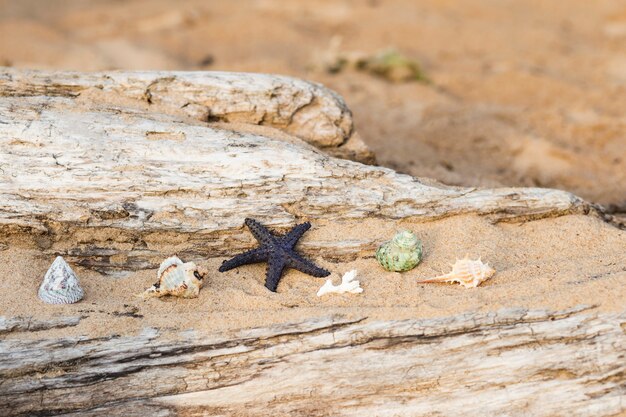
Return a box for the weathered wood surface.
[0,68,373,163]
[0,306,624,416]
[0,69,596,274]
[0,316,81,335]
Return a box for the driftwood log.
[1,306,624,416]
[0,68,373,163]
[0,69,623,416]
[0,69,594,274]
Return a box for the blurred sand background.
[1,0,625,212]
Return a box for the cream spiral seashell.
[142,256,207,299]
[38,256,84,304]
[375,230,423,272]
[418,256,495,288]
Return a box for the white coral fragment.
[418,256,495,288]
[317,270,363,297]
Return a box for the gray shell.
[38,256,84,304]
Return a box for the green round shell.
[375,230,422,272]
[391,230,420,249]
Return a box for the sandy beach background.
[0,0,625,338]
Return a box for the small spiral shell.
[418,256,495,288]
[38,256,84,304]
[142,256,207,299]
[376,230,423,272]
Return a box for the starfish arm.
[244,218,275,246]
[264,255,287,292]
[286,252,330,278]
[281,221,311,249]
[218,247,268,272]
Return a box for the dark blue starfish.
[218,218,330,292]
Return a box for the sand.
[2,214,624,340]
[0,1,624,341]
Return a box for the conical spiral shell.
[38,256,84,304]
[376,230,423,272]
[418,256,495,288]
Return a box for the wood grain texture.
[0,68,374,163]
[0,306,624,416]
[0,70,596,274]
[0,316,82,335]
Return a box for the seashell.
[38,256,84,304]
[317,270,363,297]
[141,256,207,299]
[418,256,495,288]
[375,230,422,272]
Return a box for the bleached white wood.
[0,307,623,416]
[0,73,592,273]
[0,316,81,335]
[0,68,375,162]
